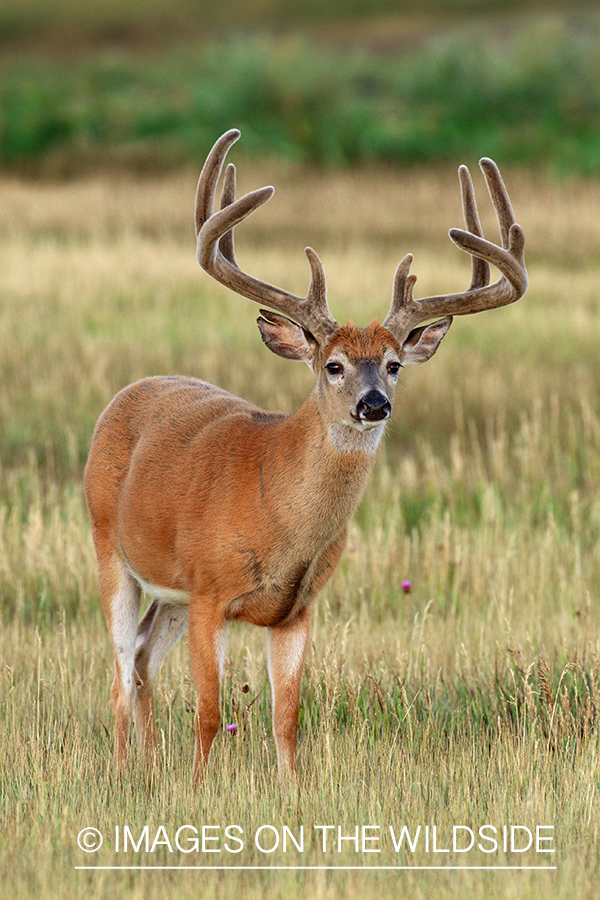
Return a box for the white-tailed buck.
[85,129,527,783]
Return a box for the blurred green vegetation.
[2,13,600,174]
[0,0,580,40]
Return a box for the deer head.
[195,130,527,450]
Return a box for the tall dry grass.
[1,160,600,898]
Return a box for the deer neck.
[266,391,380,541]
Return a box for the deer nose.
[356,390,391,422]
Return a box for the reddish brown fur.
[85,339,392,782]
[324,321,400,360]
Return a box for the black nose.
[356,390,391,422]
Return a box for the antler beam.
[382,158,528,344]
[195,129,339,344]
[196,130,527,350]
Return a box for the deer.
[84,128,527,785]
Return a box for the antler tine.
[479,157,514,250]
[218,163,237,264]
[195,130,340,345]
[305,246,327,304]
[458,163,489,291]
[386,253,418,324]
[383,158,527,343]
[195,128,240,237]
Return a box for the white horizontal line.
[76,865,557,871]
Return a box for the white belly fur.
[129,569,190,605]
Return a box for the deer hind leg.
[188,600,227,785]
[267,605,312,781]
[134,598,188,758]
[98,557,141,768]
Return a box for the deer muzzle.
[356,390,391,422]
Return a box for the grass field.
[2,154,600,898]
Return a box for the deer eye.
[325,362,344,377]
[387,361,401,376]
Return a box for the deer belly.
[129,569,190,605]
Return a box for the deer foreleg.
[188,600,227,785]
[267,605,312,780]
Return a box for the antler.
[195,129,340,344]
[382,158,528,343]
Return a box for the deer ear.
[401,317,452,366]
[257,311,318,366]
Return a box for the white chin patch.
[328,420,386,454]
[356,415,387,431]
